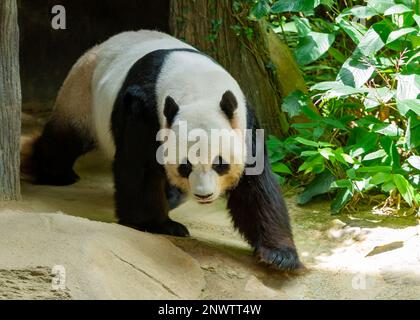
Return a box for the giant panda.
[22,30,302,271]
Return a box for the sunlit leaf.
[367,0,396,14]
[397,74,420,100]
[387,27,416,43]
[363,149,387,161]
[407,156,420,170]
[397,99,420,116]
[364,87,395,109]
[356,21,393,56]
[337,56,375,88]
[384,4,412,15]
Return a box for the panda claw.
[256,246,304,272]
[124,219,190,238]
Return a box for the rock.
[244,276,283,299]
[0,210,205,300]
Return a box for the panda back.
[92,30,195,157]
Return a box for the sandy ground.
[0,114,419,300]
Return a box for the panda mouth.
[197,199,214,204]
[195,196,216,204]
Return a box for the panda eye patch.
[178,159,193,178]
[212,156,230,176]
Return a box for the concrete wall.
[18,0,169,112]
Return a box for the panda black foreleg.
[113,157,189,237]
[112,85,189,237]
[30,117,95,186]
[227,155,302,271]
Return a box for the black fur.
[164,96,179,127]
[220,90,238,120]
[226,105,302,271]
[212,156,230,176]
[178,159,193,178]
[30,118,95,186]
[111,49,195,237]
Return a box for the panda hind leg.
[27,117,95,186]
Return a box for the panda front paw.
[256,246,304,272]
[124,219,190,238]
[152,219,190,237]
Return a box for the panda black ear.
[123,85,147,117]
[164,96,179,127]
[220,90,238,120]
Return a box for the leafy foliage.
[237,0,420,215]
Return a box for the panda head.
[162,90,246,204]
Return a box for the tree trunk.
[0,0,21,200]
[170,0,307,136]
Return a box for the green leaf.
[298,155,325,174]
[328,47,347,64]
[294,32,336,65]
[371,172,393,185]
[292,16,312,36]
[357,166,393,173]
[271,0,316,14]
[297,171,336,205]
[331,189,353,214]
[407,114,420,149]
[337,19,367,44]
[281,90,309,118]
[295,137,319,147]
[348,130,379,157]
[322,118,348,130]
[380,136,401,170]
[250,0,271,20]
[272,163,293,175]
[393,174,416,206]
[331,179,353,189]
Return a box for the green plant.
[242,0,420,214]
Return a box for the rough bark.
[170,0,307,136]
[0,0,21,200]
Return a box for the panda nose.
[195,193,214,200]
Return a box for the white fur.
[91,30,194,157]
[156,51,247,132]
[91,30,248,171]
